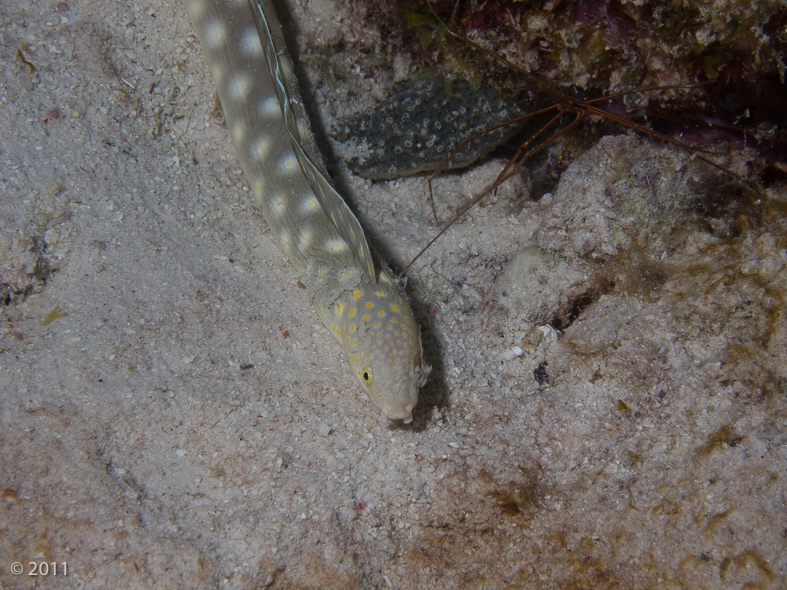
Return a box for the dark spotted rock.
[330,75,528,179]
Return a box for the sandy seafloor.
[1,0,786,588]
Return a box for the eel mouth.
[385,404,415,425]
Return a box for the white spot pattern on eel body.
[278,152,299,174]
[203,20,226,48]
[182,0,425,423]
[250,136,271,161]
[228,73,252,100]
[230,120,246,144]
[259,96,280,117]
[270,194,287,217]
[299,228,313,249]
[299,195,321,214]
[239,28,264,56]
[326,238,348,253]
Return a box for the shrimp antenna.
[401,0,765,275]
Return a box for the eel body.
[183,0,424,422]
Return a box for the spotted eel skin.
[183,0,425,422]
[330,75,528,180]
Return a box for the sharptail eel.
[183,0,425,423]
